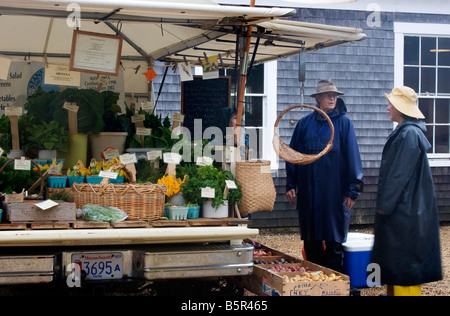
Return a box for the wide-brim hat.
[384,86,425,119]
[310,79,344,97]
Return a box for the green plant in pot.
[89,91,131,161]
[24,88,105,167]
[124,104,179,157]
[0,156,41,195]
[181,165,241,218]
[21,116,69,159]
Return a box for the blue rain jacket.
[286,99,364,243]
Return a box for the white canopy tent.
[0,0,366,67]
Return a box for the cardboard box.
[2,201,76,223]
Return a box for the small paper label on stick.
[120,153,137,164]
[5,106,22,116]
[147,150,162,161]
[63,102,79,113]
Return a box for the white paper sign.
[99,170,118,179]
[5,106,22,116]
[140,101,155,112]
[147,150,162,161]
[119,153,137,164]
[14,158,30,170]
[103,149,120,160]
[63,102,79,113]
[48,165,63,175]
[178,62,193,82]
[225,180,237,189]
[171,113,184,123]
[136,127,152,136]
[0,55,12,81]
[131,114,145,123]
[163,152,182,165]
[201,187,215,198]
[196,156,213,166]
[44,64,81,87]
[35,199,59,211]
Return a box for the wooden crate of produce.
[2,201,76,223]
[243,261,350,296]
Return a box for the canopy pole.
[235,0,255,145]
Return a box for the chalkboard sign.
[181,76,231,136]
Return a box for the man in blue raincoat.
[286,79,364,272]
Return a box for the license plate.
[72,252,123,280]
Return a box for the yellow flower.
[158,174,187,197]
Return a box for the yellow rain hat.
[384,86,425,119]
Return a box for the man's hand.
[286,189,296,206]
[344,197,355,210]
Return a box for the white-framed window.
[394,22,450,166]
[219,61,278,170]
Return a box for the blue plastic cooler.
[343,233,374,288]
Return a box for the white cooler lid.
[343,233,374,252]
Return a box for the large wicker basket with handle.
[273,104,335,165]
[235,160,276,216]
[72,180,167,221]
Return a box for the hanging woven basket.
[273,104,335,165]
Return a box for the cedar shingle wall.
[249,9,450,228]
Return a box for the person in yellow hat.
[371,86,442,296]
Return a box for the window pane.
[421,37,437,66]
[404,36,419,65]
[436,99,450,124]
[419,98,434,124]
[425,125,434,153]
[438,68,450,94]
[246,64,264,94]
[404,66,419,92]
[438,38,450,66]
[435,125,450,153]
[244,96,263,127]
[421,67,436,94]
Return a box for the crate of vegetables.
[244,261,349,296]
[245,261,349,296]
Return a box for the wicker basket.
[72,181,168,221]
[273,104,335,165]
[235,160,276,216]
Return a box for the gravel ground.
[250,223,449,296]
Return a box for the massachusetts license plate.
[72,252,123,280]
